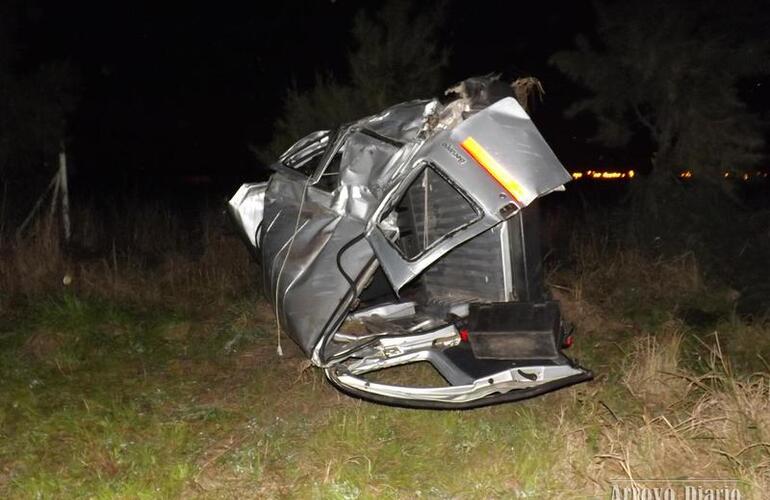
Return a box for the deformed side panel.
[449,97,571,207]
[279,216,373,356]
[260,173,376,357]
[365,97,571,292]
[228,182,268,251]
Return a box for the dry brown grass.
[528,330,769,497]
[549,237,705,347]
[621,327,688,407]
[546,239,770,497]
[0,205,259,308]
[0,218,64,297]
[2,205,768,497]
[564,233,702,304]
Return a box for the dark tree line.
[550,1,769,217]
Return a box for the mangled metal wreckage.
[229,77,592,409]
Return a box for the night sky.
[5,1,602,185]
[7,0,768,191]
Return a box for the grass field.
[1,222,768,498]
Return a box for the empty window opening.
[389,166,479,259]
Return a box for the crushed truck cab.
[229,76,592,409]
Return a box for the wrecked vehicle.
[229,76,592,409]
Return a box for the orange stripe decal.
[460,136,527,203]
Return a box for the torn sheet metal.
[228,182,267,250]
[229,76,591,408]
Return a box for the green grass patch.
[0,289,767,498]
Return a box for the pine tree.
[550,1,769,218]
[264,1,448,159]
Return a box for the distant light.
[569,168,765,182]
[569,169,636,181]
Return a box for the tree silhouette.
[551,1,769,217]
[264,1,448,159]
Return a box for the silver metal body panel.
[363,98,570,291]
[228,182,268,249]
[229,77,590,407]
[328,363,585,404]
